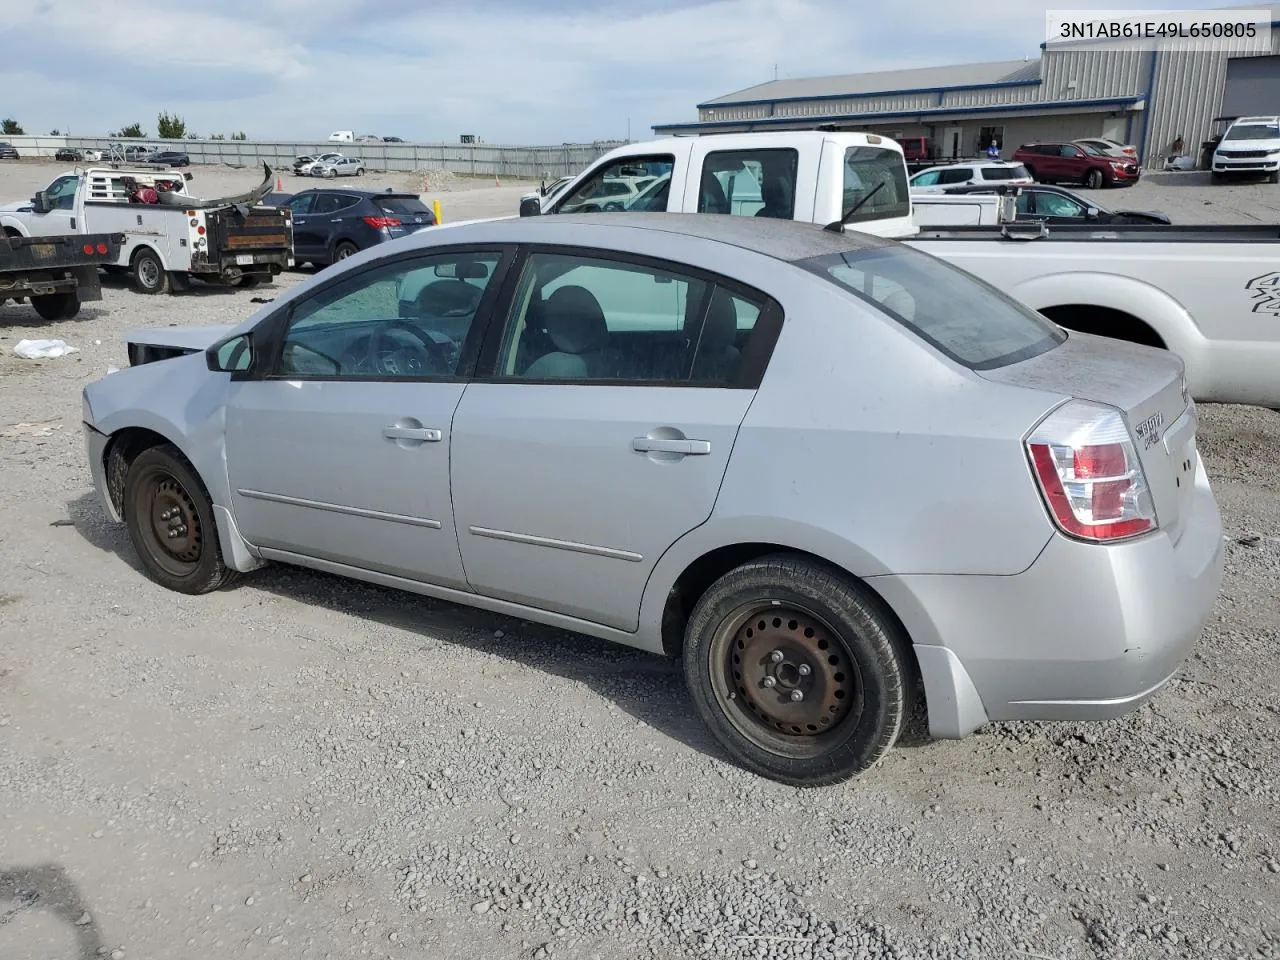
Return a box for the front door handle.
[631,437,711,455]
[383,425,441,442]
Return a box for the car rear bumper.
[870,457,1224,739]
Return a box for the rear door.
[682,142,812,221]
[450,246,781,631]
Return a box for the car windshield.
[1227,123,1280,140]
[799,245,1066,369]
[376,196,431,214]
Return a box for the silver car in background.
[311,156,366,178]
[81,213,1224,786]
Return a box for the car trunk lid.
[979,330,1197,544]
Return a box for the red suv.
[1011,141,1140,189]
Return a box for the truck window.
[799,245,1066,369]
[554,155,675,214]
[911,170,941,186]
[45,175,79,210]
[842,147,910,225]
[698,148,798,219]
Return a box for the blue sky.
[0,0,1258,144]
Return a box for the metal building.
[652,2,1280,168]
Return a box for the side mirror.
[1086,207,1100,219]
[207,333,253,373]
[519,196,542,218]
[31,191,51,214]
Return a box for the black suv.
[280,187,436,267]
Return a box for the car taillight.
[363,216,401,228]
[1025,400,1157,543]
[83,243,94,255]
[96,242,108,255]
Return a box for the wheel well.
[103,427,177,516]
[1040,304,1166,350]
[130,244,160,267]
[3,226,21,238]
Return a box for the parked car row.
[909,138,1141,192]
[291,153,366,178]
[938,182,1172,224]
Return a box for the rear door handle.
[631,437,711,455]
[383,425,441,442]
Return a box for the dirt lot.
[1,161,1278,960]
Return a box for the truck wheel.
[31,292,80,321]
[131,249,170,295]
[1084,169,1104,190]
[356,167,365,176]
[682,554,910,786]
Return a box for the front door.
[224,245,512,589]
[285,192,322,260]
[451,247,777,632]
[30,175,79,235]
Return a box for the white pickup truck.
[1,163,293,295]
[523,131,1280,408]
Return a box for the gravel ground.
[1,163,1278,960]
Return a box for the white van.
[327,131,354,143]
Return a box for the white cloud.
[0,0,1248,142]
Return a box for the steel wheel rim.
[134,469,203,577]
[138,258,160,288]
[708,600,865,759]
[337,245,354,259]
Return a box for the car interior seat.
[522,285,611,379]
[687,288,742,381]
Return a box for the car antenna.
[824,180,886,233]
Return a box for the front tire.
[1084,169,1104,189]
[683,554,909,787]
[131,248,170,295]
[122,444,238,594]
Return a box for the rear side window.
[937,168,973,184]
[698,148,798,218]
[799,246,1066,369]
[842,146,910,224]
[980,165,1029,180]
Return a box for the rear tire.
[333,240,358,262]
[122,444,238,594]
[131,248,170,295]
[683,554,909,787]
[31,292,80,321]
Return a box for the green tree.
[49,128,60,135]
[112,122,145,138]
[1,118,24,135]
[209,133,226,140]
[231,131,247,141]
[157,111,186,139]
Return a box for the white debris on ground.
[417,167,462,192]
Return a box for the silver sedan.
[81,212,1224,786]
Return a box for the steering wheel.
[367,320,455,376]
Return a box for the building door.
[1221,55,1280,118]
[943,126,963,158]
[1101,116,1126,142]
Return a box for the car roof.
[290,187,417,199]
[423,212,893,263]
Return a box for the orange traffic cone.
[495,174,500,187]
[276,175,283,191]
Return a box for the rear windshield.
[799,246,1066,369]
[981,165,1030,180]
[842,146,910,225]
[376,196,431,214]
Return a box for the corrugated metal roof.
[700,59,1040,107]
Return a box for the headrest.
[543,285,608,354]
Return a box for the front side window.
[1035,191,1086,218]
[799,245,1066,369]
[698,148,798,218]
[45,175,78,210]
[553,155,674,214]
[275,250,504,379]
[493,251,763,385]
[843,146,910,223]
[287,193,316,215]
[1059,145,1084,158]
